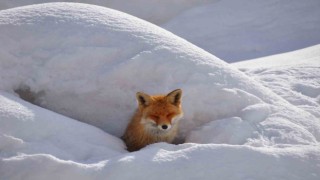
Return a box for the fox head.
[136,89,183,132]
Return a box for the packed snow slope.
[0,0,215,24]
[164,0,320,62]
[0,3,320,180]
[1,0,319,63]
[233,45,320,118]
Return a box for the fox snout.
[158,124,171,130]
[142,117,174,132]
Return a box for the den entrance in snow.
[14,85,44,106]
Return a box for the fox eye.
[150,115,159,120]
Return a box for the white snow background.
[0,0,215,25]
[0,2,319,180]
[163,0,320,62]
[1,0,320,62]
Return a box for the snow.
[1,1,319,63]
[2,144,320,180]
[187,103,272,145]
[0,0,214,25]
[164,0,320,62]
[233,45,320,119]
[0,92,126,162]
[234,45,320,68]
[0,2,319,180]
[2,0,319,62]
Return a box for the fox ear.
[136,92,151,107]
[166,89,182,106]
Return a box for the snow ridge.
[0,2,319,180]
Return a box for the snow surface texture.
[0,92,126,162]
[0,0,215,24]
[0,3,320,180]
[234,45,320,119]
[1,0,319,63]
[164,0,320,62]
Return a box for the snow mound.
[2,143,320,180]
[0,92,125,163]
[164,0,320,62]
[187,103,271,145]
[2,1,319,62]
[1,3,320,179]
[234,45,320,118]
[1,3,319,145]
[0,0,214,24]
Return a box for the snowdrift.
[0,92,126,162]
[2,0,319,63]
[233,45,320,118]
[0,3,320,180]
[0,0,214,24]
[164,0,320,62]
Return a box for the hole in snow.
[14,85,44,105]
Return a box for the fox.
[122,89,183,152]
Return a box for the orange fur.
[122,89,183,152]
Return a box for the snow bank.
[0,92,125,162]
[2,1,319,62]
[233,45,320,118]
[1,2,319,143]
[2,143,320,180]
[164,0,320,62]
[234,45,320,68]
[0,3,320,180]
[0,0,214,24]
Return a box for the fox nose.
[159,124,171,130]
